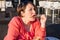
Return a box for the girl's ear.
[21,11,24,17]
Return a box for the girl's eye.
[29,8,32,11]
[29,8,35,11]
[33,8,35,11]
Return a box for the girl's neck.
[21,17,31,32]
[22,17,30,25]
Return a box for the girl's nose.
[32,10,36,15]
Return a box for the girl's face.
[22,3,36,22]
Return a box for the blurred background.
[0,0,60,40]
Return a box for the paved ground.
[0,23,8,40]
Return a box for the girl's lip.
[32,15,36,17]
[32,16,36,18]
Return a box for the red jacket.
[4,16,46,40]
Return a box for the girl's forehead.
[26,3,34,8]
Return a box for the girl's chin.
[30,18,35,21]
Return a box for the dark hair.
[17,1,37,17]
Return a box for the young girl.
[4,1,46,40]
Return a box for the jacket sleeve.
[4,17,20,40]
[34,19,46,40]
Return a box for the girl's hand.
[40,14,47,28]
[33,37,40,40]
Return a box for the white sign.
[53,2,59,9]
[39,1,46,7]
[0,1,1,8]
[44,1,53,8]
[1,8,5,11]
[39,1,60,9]
[6,1,13,8]
[57,3,60,9]
[1,1,5,8]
